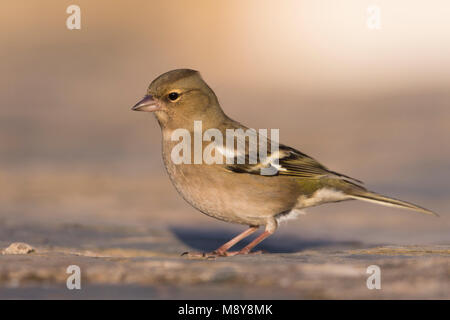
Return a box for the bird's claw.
[181,249,267,259]
[181,251,217,259]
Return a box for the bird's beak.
[131,94,161,112]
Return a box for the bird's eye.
[168,92,179,101]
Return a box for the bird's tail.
[348,190,438,217]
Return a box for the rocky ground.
[1,221,448,299]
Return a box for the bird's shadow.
[169,225,361,253]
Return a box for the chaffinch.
[132,69,437,257]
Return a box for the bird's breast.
[160,140,300,225]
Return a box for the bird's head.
[132,69,225,129]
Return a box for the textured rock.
[2,242,35,255]
[0,223,448,299]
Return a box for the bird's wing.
[222,134,440,216]
[224,142,363,184]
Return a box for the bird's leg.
[236,220,277,255]
[236,230,272,254]
[212,226,259,256]
[181,226,259,258]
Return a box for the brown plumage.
[132,69,437,257]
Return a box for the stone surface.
[2,242,35,255]
[0,223,448,299]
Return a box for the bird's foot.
[180,251,218,259]
[181,249,267,259]
[224,250,266,256]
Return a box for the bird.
[131,69,438,257]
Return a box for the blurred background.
[1,0,449,247]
